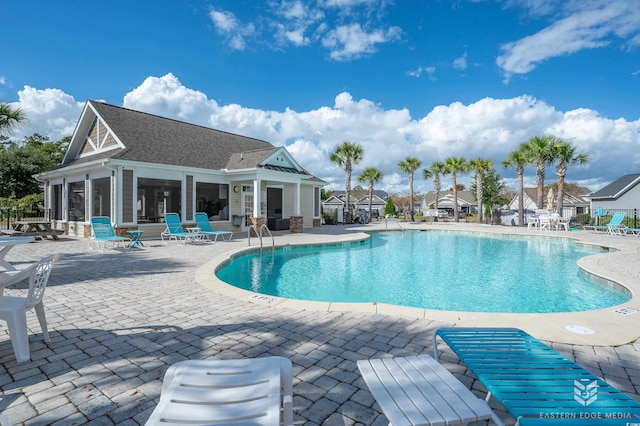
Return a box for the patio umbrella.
[547,188,554,211]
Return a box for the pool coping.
[195,224,640,346]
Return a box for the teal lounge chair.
[622,225,640,237]
[433,328,640,425]
[161,213,202,245]
[194,212,233,241]
[90,217,130,251]
[585,212,626,234]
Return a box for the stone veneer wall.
[312,218,321,227]
[250,217,265,237]
[289,216,303,233]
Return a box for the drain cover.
[565,325,595,335]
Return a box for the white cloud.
[0,77,5,85]
[322,23,401,60]
[497,0,640,76]
[8,75,640,193]
[407,65,436,80]
[123,73,219,126]
[453,52,468,70]
[208,7,255,51]
[5,86,83,142]
[206,1,401,60]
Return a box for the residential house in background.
[420,190,477,216]
[322,190,388,222]
[587,173,640,215]
[508,187,590,218]
[35,101,325,238]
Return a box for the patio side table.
[127,230,144,248]
[357,355,503,426]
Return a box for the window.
[314,187,321,217]
[196,183,229,221]
[137,178,181,222]
[52,185,62,220]
[92,178,111,217]
[68,181,85,221]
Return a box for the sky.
[2,0,640,194]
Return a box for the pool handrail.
[248,224,274,251]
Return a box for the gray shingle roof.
[589,174,640,199]
[63,101,275,170]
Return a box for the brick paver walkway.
[1,223,639,425]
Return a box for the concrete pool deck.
[1,221,639,425]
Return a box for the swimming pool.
[215,231,630,313]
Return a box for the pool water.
[216,231,630,313]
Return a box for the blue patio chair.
[585,213,626,234]
[433,328,640,425]
[161,213,202,245]
[90,217,130,251]
[194,212,233,242]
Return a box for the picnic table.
[4,221,64,240]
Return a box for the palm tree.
[468,158,493,223]
[551,140,588,216]
[422,161,446,211]
[0,102,26,135]
[358,167,383,223]
[503,144,529,226]
[522,135,555,210]
[329,141,364,223]
[398,157,422,222]
[444,157,468,222]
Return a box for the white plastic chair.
[145,356,293,425]
[0,254,60,362]
[538,215,551,231]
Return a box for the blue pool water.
[215,231,630,313]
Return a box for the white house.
[35,101,326,238]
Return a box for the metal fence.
[581,208,640,228]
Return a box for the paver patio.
[1,222,639,425]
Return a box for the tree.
[329,141,363,223]
[468,158,493,223]
[0,102,26,135]
[471,168,506,205]
[522,135,555,209]
[358,167,383,223]
[422,161,446,210]
[502,144,529,226]
[551,140,588,216]
[443,157,468,222]
[0,133,68,198]
[398,157,422,222]
[384,196,396,217]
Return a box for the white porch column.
[253,179,261,217]
[294,182,301,216]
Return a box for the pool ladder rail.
[248,224,275,251]
[384,217,405,231]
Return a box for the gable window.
[68,181,85,221]
[196,183,229,221]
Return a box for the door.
[241,186,254,232]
